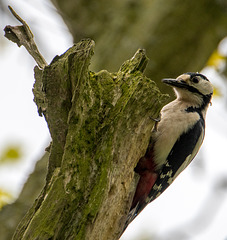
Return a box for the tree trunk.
[12,39,167,240]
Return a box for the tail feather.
[120,202,140,237]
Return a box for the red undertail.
[131,145,157,209]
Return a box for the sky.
[0,1,227,240]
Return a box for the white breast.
[152,100,200,169]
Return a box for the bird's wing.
[148,117,205,201]
[123,117,204,232]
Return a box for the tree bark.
[12,39,167,240]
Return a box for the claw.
[150,114,161,132]
[150,116,161,122]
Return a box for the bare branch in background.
[4,6,47,69]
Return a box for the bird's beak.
[162,78,188,89]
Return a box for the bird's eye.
[192,77,199,83]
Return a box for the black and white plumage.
[123,72,213,232]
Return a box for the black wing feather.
[148,117,204,201]
[122,117,204,235]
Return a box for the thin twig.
[4,6,47,69]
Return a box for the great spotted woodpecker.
[123,72,213,231]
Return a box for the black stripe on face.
[162,78,207,96]
[186,92,212,117]
[166,80,206,97]
[185,85,204,95]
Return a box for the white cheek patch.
[196,81,213,96]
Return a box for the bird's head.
[162,72,213,108]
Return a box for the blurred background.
[0,0,227,239]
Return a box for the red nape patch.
[131,171,158,210]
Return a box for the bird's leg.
[150,114,161,132]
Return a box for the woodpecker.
[123,72,213,231]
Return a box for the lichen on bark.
[13,39,168,240]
